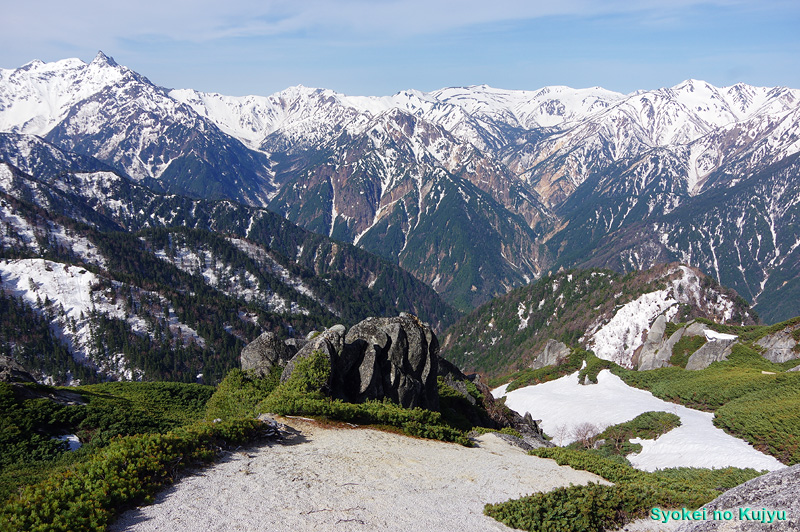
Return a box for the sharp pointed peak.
[91,51,118,67]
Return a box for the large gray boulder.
[261,314,439,410]
[637,315,673,371]
[676,464,799,531]
[756,331,799,363]
[686,338,736,370]
[639,321,697,371]
[343,314,439,410]
[685,321,710,337]
[531,339,571,369]
[240,332,296,377]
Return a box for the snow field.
[494,369,784,472]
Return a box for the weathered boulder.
[240,332,296,377]
[676,464,800,531]
[280,325,347,393]
[266,314,439,410]
[756,330,799,363]
[684,321,709,337]
[639,320,694,371]
[0,355,36,383]
[343,314,439,410]
[531,339,571,369]
[637,315,670,371]
[685,338,736,370]
[284,338,308,353]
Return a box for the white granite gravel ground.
[111,417,608,532]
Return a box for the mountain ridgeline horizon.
[2,51,800,384]
[3,52,799,322]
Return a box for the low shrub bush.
[485,448,764,532]
[472,426,524,439]
[714,378,800,465]
[613,360,800,464]
[204,367,281,420]
[578,352,613,384]
[504,348,590,392]
[669,335,706,368]
[0,418,265,532]
[0,381,215,503]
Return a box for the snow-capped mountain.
[0,53,276,205]
[2,52,800,320]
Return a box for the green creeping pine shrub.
[613,364,800,465]
[437,378,496,431]
[258,350,471,446]
[714,377,800,465]
[485,448,764,532]
[0,418,265,532]
[504,348,588,392]
[613,365,783,411]
[259,389,472,446]
[485,482,662,532]
[670,335,707,368]
[663,321,683,339]
[0,381,214,503]
[578,351,613,384]
[606,411,681,441]
[694,316,800,344]
[579,411,682,461]
[204,367,282,420]
[284,349,331,393]
[471,427,524,439]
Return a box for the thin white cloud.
[1,0,752,53]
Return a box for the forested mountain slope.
[0,135,457,384]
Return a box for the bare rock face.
[240,332,297,377]
[685,322,710,336]
[531,340,571,369]
[342,314,439,410]
[756,330,799,363]
[637,314,671,371]
[0,355,36,383]
[685,338,736,370]
[676,464,800,531]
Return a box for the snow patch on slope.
[589,290,678,367]
[0,258,203,379]
[588,266,740,367]
[495,370,784,472]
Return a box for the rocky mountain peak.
[90,51,117,67]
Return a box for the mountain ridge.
[2,52,800,319]
[441,263,758,376]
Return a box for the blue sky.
[1,0,798,97]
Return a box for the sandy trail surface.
[111,417,608,532]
